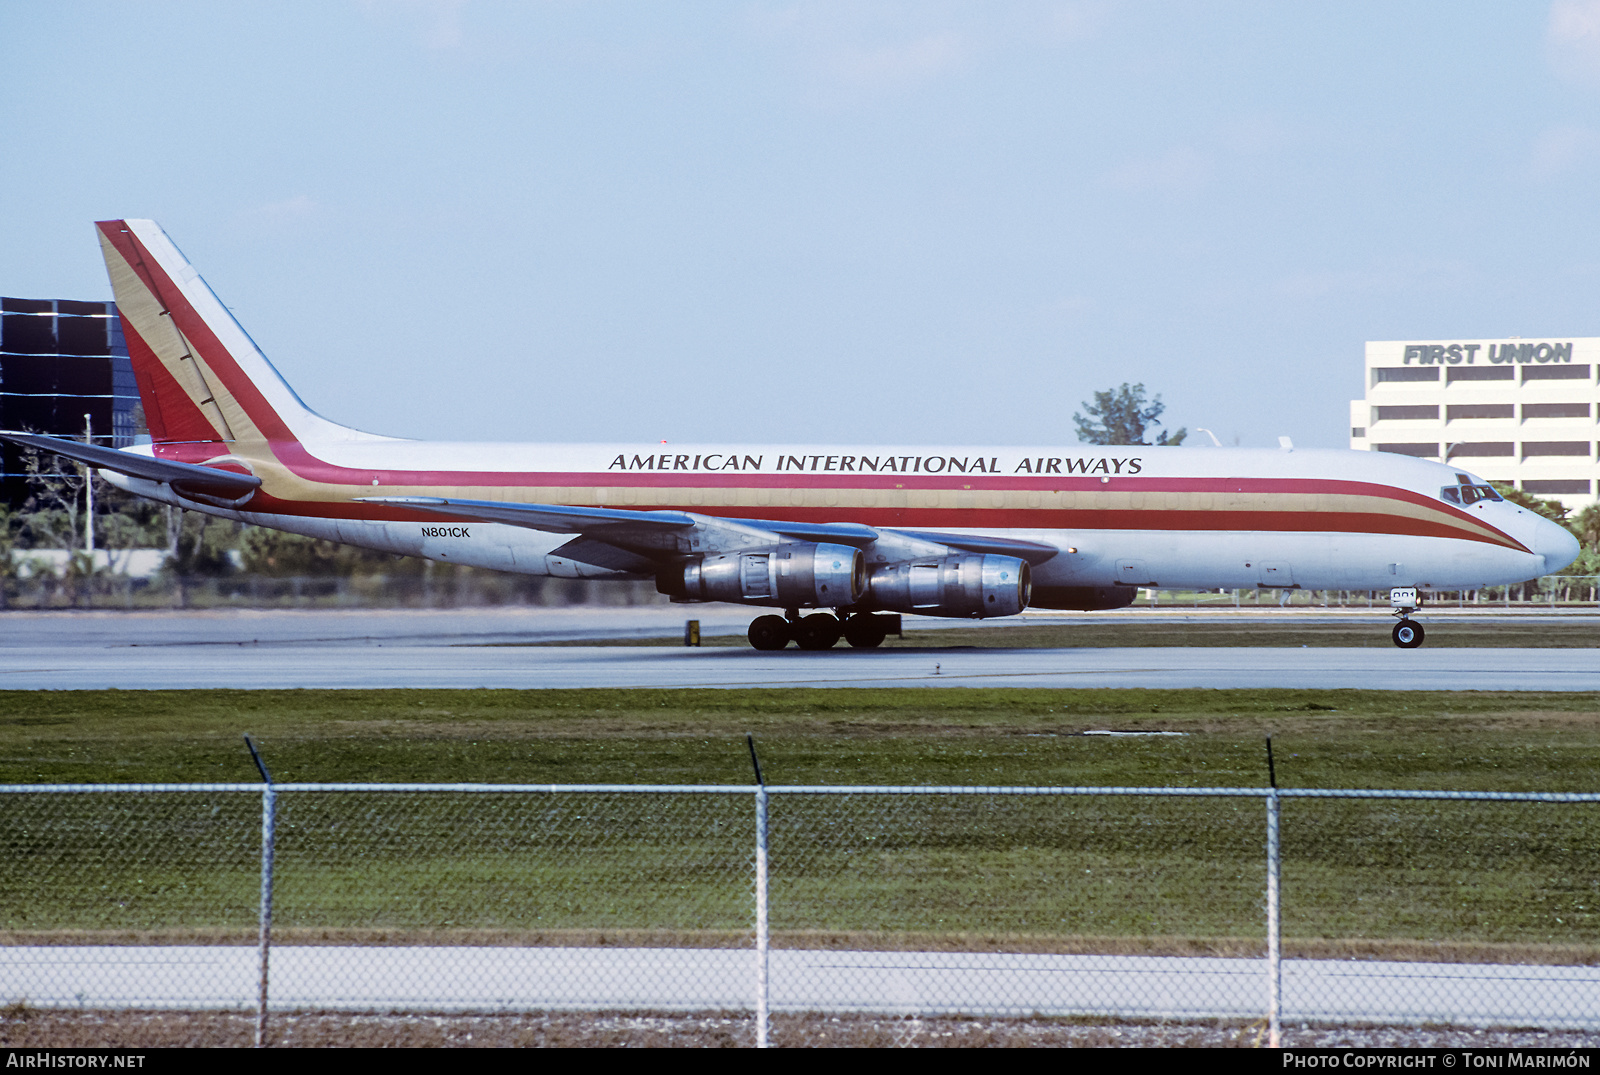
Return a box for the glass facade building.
[1351,337,1599,511]
[0,296,138,505]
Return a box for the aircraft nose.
[1532,517,1581,575]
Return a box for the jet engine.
[662,542,866,608]
[864,554,1030,618]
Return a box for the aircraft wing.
[0,431,262,500]
[892,530,1060,565]
[359,495,1060,566]
[359,496,695,534]
[362,495,745,573]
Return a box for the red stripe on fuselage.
[237,492,1521,549]
[145,440,1468,504]
[149,438,1520,551]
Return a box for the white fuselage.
[106,440,1576,598]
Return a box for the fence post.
[755,783,769,1048]
[245,737,275,1049]
[257,783,276,1047]
[747,734,769,1049]
[1263,737,1281,1049]
[1266,787,1281,1049]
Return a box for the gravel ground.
[3,1008,1598,1048]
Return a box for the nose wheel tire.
[1392,620,1425,649]
[748,615,793,651]
[794,613,843,650]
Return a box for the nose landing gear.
[1391,619,1425,649]
[1388,587,1425,649]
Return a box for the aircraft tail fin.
[95,219,387,448]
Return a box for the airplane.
[2,219,1581,650]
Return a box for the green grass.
[2,688,1598,957]
[1,687,1597,789]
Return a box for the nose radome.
[1534,518,1581,575]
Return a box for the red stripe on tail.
[119,315,226,445]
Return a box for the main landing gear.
[746,611,897,650]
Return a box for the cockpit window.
[1441,483,1502,505]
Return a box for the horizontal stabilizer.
[0,431,262,500]
[357,496,695,533]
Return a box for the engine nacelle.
[865,554,1030,618]
[663,542,866,608]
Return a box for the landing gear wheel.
[1392,620,1425,649]
[794,613,843,650]
[748,615,793,651]
[842,614,890,649]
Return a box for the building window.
[1521,441,1592,458]
[1374,405,1439,421]
[1373,367,1439,384]
[1524,480,1592,495]
[1522,364,1591,382]
[0,297,131,503]
[1447,442,1514,458]
[1522,402,1590,419]
[1351,427,1366,439]
[1375,443,1439,458]
[1447,366,1515,383]
[1446,404,1515,420]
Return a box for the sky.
[5,2,1600,449]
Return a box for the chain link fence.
[1,782,1597,1047]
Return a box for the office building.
[1351,337,1598,511]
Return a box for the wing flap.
[893,529,1060,565]
[548,537,661,573]
[357,496,695,534]
[719,518,880,547]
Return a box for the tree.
[1570,502,1600,550]
[1489,483,1572,528]
[1073,383,1186,446]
